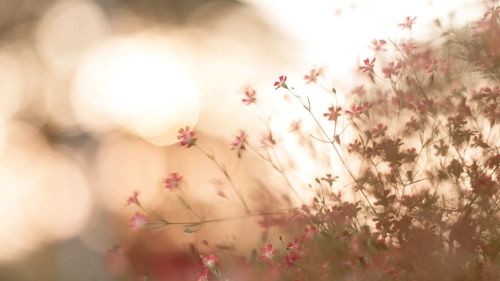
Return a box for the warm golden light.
[71,33,201,146]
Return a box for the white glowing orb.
[71,34,200,146]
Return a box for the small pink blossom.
[323,106,342,122]
[242,87,257,105]
[261,131,276,147]
[371,39,387,52]
[304,68,322,84]
[260,244,278,261]
[196,267,209,281]
[274,75,288,89]
[283,251,299,267]
[129,212,147,230]
[165,172,183,191]
[400,40,417,53]
[359,58,376,81]
[382,62,403,79]
[125,191,141,207]
[202,254,218,268]
[177,126,197,148]
[230,130,247,158]
[286,240,301,251]
[359,58,376,73]
[424,58,439,73]
[398,16,417,30]
[289,119,302,132]
[351,85,366,96]
[302,225,318,240]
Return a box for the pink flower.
[302,225,318,240]
[400,40,417,53]
[304,68,322,84]
[230,130,247,158]
[274,75,288,89]
[177,126,197,148]
[372,123,388,138]
[201,254,218,268]
[424,58,438,73]
[129,212,147,230]
[260,131,276,147]
[260,244,278,261]
[359,58,376,73]
[286,240,301,251]
[347,139,362,153]
[125,191,141,207]
[359,58,376,81]
[398,16,416,30]
[283,251,299,267]
[242,87,257,105]
[371,39,387,52]
[165,172,183,191]
[382,62,402,79]
[196,267,209,281]
[289,119,302,132]
[323,106,342,122]
[351,85,366,96]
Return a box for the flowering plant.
[108,4,500,281]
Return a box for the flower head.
[304,68,322,84]
[129,212,147,230]
[302,225,318,240]
[261,131,276,147]
[398,16,417,30]
[371,39,387,52]
[323,106,342,122]
[230,130,248,158]
[165,172,183,191]
[177,126,197,148]
[202,254,218,268]
[125,191,141,207]
[242,87,257,105]
[196,267,209,281]
[274,75,288,89]
[283,251,299,267]
[260,244,278,261]
[382,62,403,79]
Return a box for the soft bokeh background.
[0,0,486,280]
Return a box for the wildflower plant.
[110,4,500,281]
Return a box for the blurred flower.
[165,172,183,191]
[129,212,147,230]
[371,39,387,52]
[260,244,278,261]
[177,126,197,148]
[125,191,141,207]
[304,68,322,84]
[398,16,417,30]
[323,106,342,122]
[201,254,218,268]
[230,130,248,158]
[242,87,257,105]
[196,267,209,281]
[286,240,300,251]
[302,225,318,240]
[274,75,288,89]
[283,251,299,267]
[382,62,402,79]
[261,131,276,147]
[351,85,366,96]
[289,119,302,132]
